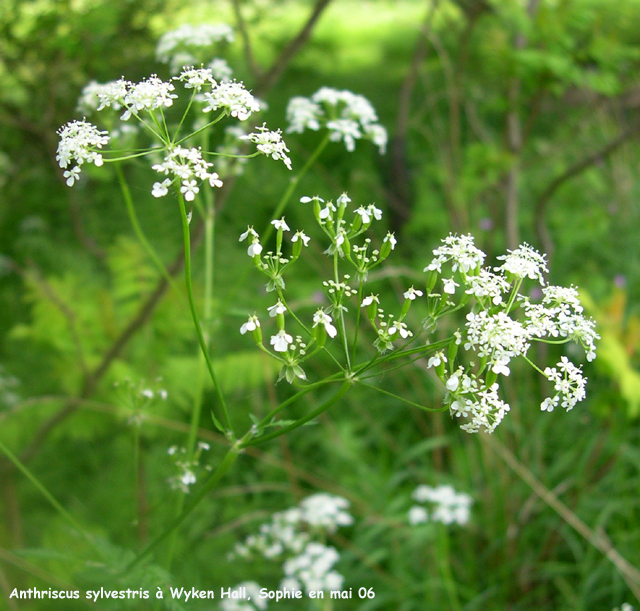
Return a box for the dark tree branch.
[230,0,262,79]
[535,119,640,261]
[254,0,334,97]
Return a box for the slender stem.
[261,133,331,243]
[242,380,351,447]
[357,381,447,412]
[351,280,364,363]
[257,374,344,427]
[126,444,241,571]
[438,525,462,611]
[0,439,97,551]
[333,252,351,370]
[115,163,182,298]
[177,192,231,434]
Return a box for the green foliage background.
[1,0,639,609]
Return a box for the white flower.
[239,226,262,257]
[271,217,290,232]
[411,484,473,526]
[240,315,260,335]
[291,231,310,246]
[286,97,322,133]
[496,242,548,285]
[286,87,386,154]
[268,300,287,317]
[156,23,235,73]
[202,80,260,120]
[543,356,587,411]
[300,195,324,204]
[208,57,233,82]
[119,75,178,120]
[443,278,459,294]
[180,179,199,201]
[177,66,215,91]
[425,233,485,274]
[446,374,460,392]
[152,178,172,198]
[241,124,292,169]
[56,120,110,179]
[408,506,429,525]
[361,294,379,307]
[465,269,510,305]
[427,352,447,369]
[404,286,424,300]
[383,232,397,249]
[299,493,353,532]
[312,309,338,338]
[389,321,412,339]
[270,330,293,352]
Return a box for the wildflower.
[271,217,290,232]
[408,505,429,525]
[291,231,310,246]
[411,484,473,526]
[443,278,459,295]
[425,233,485,274]
[177,66,215,91]
[312,310,337,338]
[118,75,178,120]
[282,542,344,594]
[404,286,423,300]
[465,269,510,305]
[240,315,260,335]
[152,178,172,198]
[56,120,110,184]
[383,232,397,249]
[496,242,548,284]
[299,493,354,532]
[202,80,260,120]
[427,352,447,369]
[151,145,221,199]
[267,300,287,317]
[270,330,293,352]
[208,58,233,82]
[361,294,379,307]
[542,357,587,411]
[286,87,387,154]
[389,321,412,339]
[241,124,292,169]
[239,226,262,257]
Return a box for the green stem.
[0,439,97,551]
[242,380,351,447]
[115,163,182,298]
[177,193,231,434]
[261,133,331,244]
[438,525,462,611]
[357,381,448,412]
[126,444,241,571]
[351,280,364,363]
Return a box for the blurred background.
[1,0,639,609]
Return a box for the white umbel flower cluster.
[240,124,292,170]
[56,120,110,186]
[202,80,261,120]
[151,145,222,201]
[286,87,387,154]
[156,23,235,74]
[421,233,598,433]
[281,542,343,594]
[409,484,473,526]
[231,493,352,594]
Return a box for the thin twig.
[535,119,640,260]
[230,0,261,79]
[485,436,640,602]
